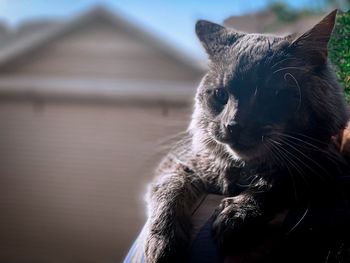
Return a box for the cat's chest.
[192,160,266,195]
[223,165,273,195]
[204,163,277,196]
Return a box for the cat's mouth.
[211,125,271,160]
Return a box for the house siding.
[0,101,192,261]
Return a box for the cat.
[144,9,349,263]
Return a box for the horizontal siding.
[0,75,198,105]
[0,101,191,262]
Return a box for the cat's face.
[191,10,348,162]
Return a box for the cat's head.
[190,10,348,163]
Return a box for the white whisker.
[277,136,328,175]
[272,67,307,74]
[265,139,300,200]
[287,206,309,234]
[284,72,302,111]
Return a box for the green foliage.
[268,2,319,22]
[269,2,300,22]
[329,9,350,102]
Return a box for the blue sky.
[0,0,326,60]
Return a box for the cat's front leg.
[211,193,265,253]
[144,218,188,263]
[144,170,204,263]
[211,176,280,253]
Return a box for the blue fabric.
[189,218,224,263]
[123,235,145,263]
[123,219,223,263]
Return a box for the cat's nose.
[225,123,242,139]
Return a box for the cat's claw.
[211,195,262,253]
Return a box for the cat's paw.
[144,233,188,263]
[211,195,262,252]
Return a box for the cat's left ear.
[289,9,337,64]
[196,20,241,60]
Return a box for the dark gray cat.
[144,10,348,262]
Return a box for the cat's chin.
[224,144,241,160]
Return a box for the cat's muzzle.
[221,124,262,153]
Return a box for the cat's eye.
[213,88,228,104]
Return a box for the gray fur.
[144,10,348,262]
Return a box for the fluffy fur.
[144,10,349,262]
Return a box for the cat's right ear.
[195,20,240,60]
[288,9,337,65]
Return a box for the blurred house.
[0,6,203,262]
